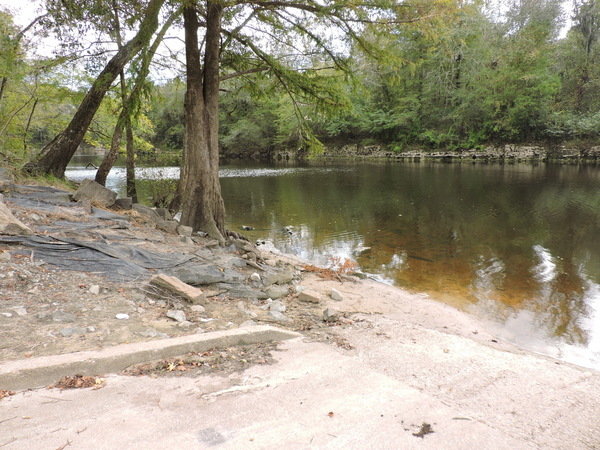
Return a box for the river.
[66,157,600,370]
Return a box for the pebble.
[191,305,206,313]
[115,313,130,320]
[89,285,100,295]
[52,310,77,323]
[250,272,261,282]
[59,327,88,337]
[166,309,187,323]
[1,312,13,318]
[268,310,291,323]
[12,306,27,316]
[330,288,343,301]
[268,300,286,313]
[323,308,341,322]
[0,251,11,261]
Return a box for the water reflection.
[66,158,600,370]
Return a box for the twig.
[55,439,72,450]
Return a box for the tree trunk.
[125,115,137,202]
[95,121,123,186]
[22,0,165,178]
[179,1,226,242]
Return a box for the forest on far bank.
[1,0,599,166]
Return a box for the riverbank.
[1,175,600,448]
[260,143,600,163]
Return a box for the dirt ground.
[0,181,369,372]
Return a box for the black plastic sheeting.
[0,235,196,282]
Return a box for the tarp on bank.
[0,235,196,282]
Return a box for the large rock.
[0,202,33,236]
[149,274,206,305]
[73,179,116,207]
[171,264,243,285]
[262,268,296,286]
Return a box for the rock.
[322,308,341,323]
[177,321,194,328]
[150,273,206,305]
[115,313,130,320]
[59,327,88,337]
[138,329,169,339]
[298,289,322,304]
[155,208,172,220]
[0,250,11,261]
[217,283,269,299]
[250,272,261,282]
[330,288,343,301]
[268,310,291,323]
[262,268,295,286]
[177,225,193,237]
[0,202,33,235]
[166,309,187,323]
[113,197,133,210]
[190,304,206,313]
[236,301,258,318]
[179,236,195,245]
[1,312,12,318]
[89,284,100,295]
[171,264,242,286]
[52,310,77,323]
[73,179,117,207]
[156,219,178,234]
[12,306,27,316]
[268,300,286,313]
[323,308,341,322]
[132,203,162,222]
[239,320,258,327]
[29,213,42,222]
[266,285,289,299]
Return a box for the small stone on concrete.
[1,312,13,318]
[239,320,258,328]
[115,313,130,320]
[166,309,187,323]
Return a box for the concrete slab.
[0,337,530,450]
[0,325,300,391]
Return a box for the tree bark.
[179,1,226,242]
[22,0,165,178]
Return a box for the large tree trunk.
[179,2,226,242]
[22,0,164,178]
